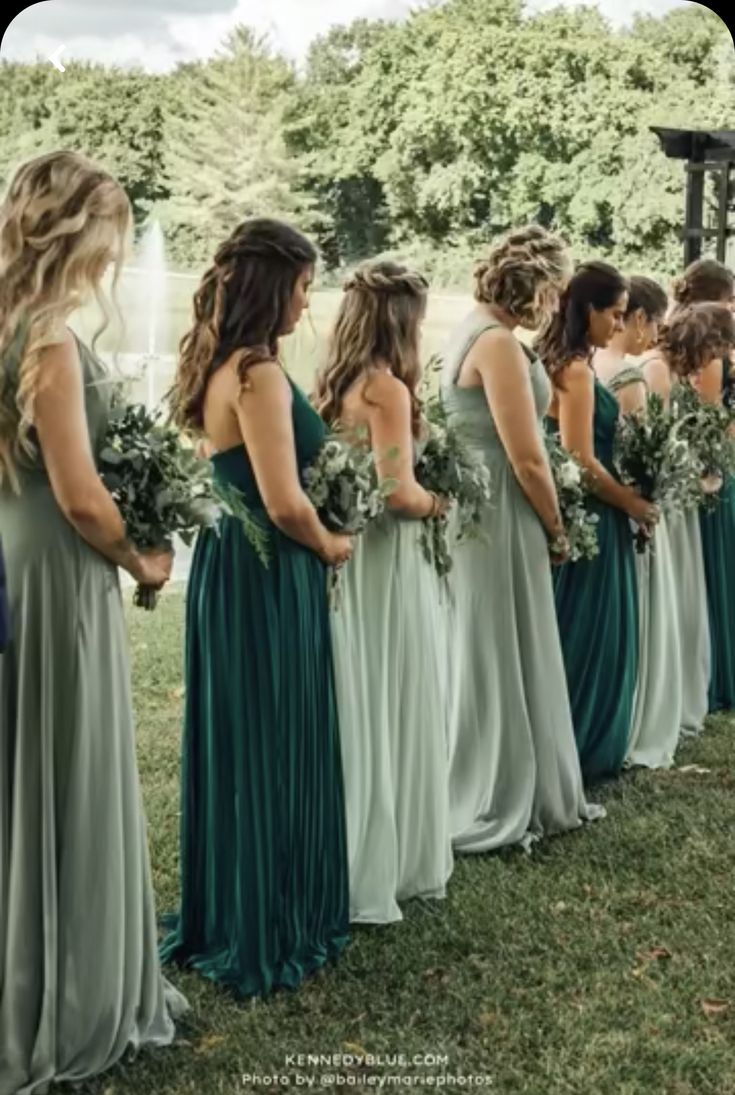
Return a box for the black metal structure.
[651,127,735,266]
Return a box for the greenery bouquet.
[669,382,735,512]
[544,433,600,562]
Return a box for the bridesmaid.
[535,261,658,783]
[441,225,602,854]
[0,151,186,1095]
[162,218,352,996]
[313,261,453,923]
[593,276,682,769]
[669,261,735,712]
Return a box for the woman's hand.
[129,548,174,588]
[548,532,571,566]
[319,533,354,567]
[626,492,659,531]
[702,473,723,495]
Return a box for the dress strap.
[442,316,533,387]
[607,364,646,395]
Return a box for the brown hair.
[169,218,317,432]
[672,259,733,306]
[474,224,572,327]
[313,260,428,437]
[659,302,735,377]
[626,275,668,321]
[0,150,130,490]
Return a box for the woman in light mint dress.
[593,276,682,769]
[643,279,735,732]
[0,153,186,1095]
[440,227,602,853]
[314,261,453,922]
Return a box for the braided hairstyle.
[170,218,317,432]
[658,302,735,378]
[474,224,572,329]
[672,258,733,307]
[313,260,429,437]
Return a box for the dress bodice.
[440,314,550,466]
[211,374,326,508]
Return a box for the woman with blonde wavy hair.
[440,225,602,852]
[0,150,186,1095]
[161,218,352,994]
[313,260,453,923]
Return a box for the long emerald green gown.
[0,331,187,1095]
[547,378,639,782]
[699,359,735,712]
[160,375,350,996]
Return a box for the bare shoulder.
[37,328,80,375]
[564,357,594,388]
[234,358,291,403]
[363,370,410,409]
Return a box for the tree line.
[0,0,733,286]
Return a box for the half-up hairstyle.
[170,218,317,432]
[659,302,735,378]
[534,260,628,384]
[474,224,572,328]
[0,150,130,491]
[313,260,429,437]
[672,258,733,307]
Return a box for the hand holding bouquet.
[670,382,735,512]
[544,432,599,562]
[99,396,224,609]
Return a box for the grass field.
[78,588,735,1095]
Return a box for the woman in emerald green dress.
[536,262,658,782]
[668,260,735,713]
[162,219,353,997]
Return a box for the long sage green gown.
[699,360,735,712]
[547,377,639,783]
[607,366,682,768]
[0,330,187,1095]
[329,438,453,923]
[160,375,350,996]
[440,313,602,853]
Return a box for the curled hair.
[625,275,668,321]
[313,260,428,436]
[170,218,317,432]
[0,150,130,490]
[672,258,733,306]
[474,224,572,328]
[659,302,735,378]
[534,260,628,383]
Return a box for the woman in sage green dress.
[441,226,602,854]
[593,276,682,769]
[666,260,735,713]
[162,219,352,995]
[642,298,734,732]
[0,152,186,1095]
[536,262,657,783]
[313,262,453,922]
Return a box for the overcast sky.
[0,0,713,72]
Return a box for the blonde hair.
[0,150,131,490]
[474,224,572,327]
[313,261,429,437]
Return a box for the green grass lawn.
[87,589,735,1095]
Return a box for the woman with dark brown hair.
[162,218,352,996]
[439,225,602,853]
[537,261,657,782]
[314,260,453,923]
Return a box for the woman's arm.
[642,354,672,404]
[694,357,724,406]
[234,362,352,562]
[364,372,441,519]
[557,359,655,524]
[615,378,647,417]
[34,333,168,584]
[470,327,564,540]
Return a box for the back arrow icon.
[49,46,66,72]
